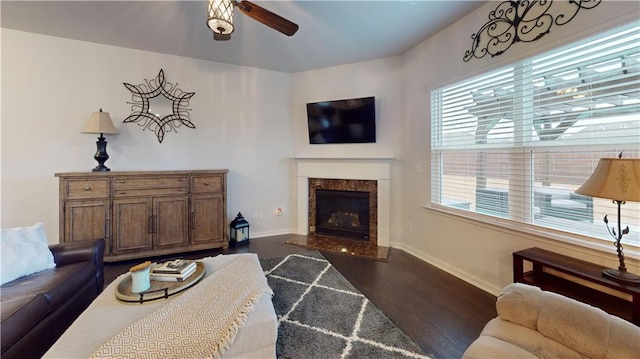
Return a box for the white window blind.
[431,23,640,245]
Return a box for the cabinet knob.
[120,191,126,195]
[120,180,125,183]
[204,182,210,186]
[178,179,183,182]
[84,186,91,191]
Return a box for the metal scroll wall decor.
[463,0,602,62]
[123,69,196,143]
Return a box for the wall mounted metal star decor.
[463,0,602,62]
[123,69,196,143]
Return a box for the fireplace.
[294,157,392,260]
[315,189,370,241]
[307,178,379,256]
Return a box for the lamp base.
[92,134,111,172]
[602,268,640,286]
[92,164,111,172]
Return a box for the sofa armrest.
[49,239,105,267]
[49,239,105,293]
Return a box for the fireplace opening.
[315,189,370,241]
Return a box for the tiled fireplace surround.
[295,158,392,259]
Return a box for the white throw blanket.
[90,254,272,359]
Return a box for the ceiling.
[1,1,485,73]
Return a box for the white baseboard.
[250,228,297,239]
[392,241,502,297]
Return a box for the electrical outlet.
[252,212,258,220]
[276,207,283,216]
[406,221,413,233]
[415,162,423,174]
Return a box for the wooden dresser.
[55,170,228,262]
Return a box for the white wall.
[291,57,402,159]
[291,57,405,245]
[399,1,640,295]
[1,29,296,242]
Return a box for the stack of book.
[150,259,197,282]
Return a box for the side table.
[513,247,639,325]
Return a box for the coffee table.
[44,254,277,358]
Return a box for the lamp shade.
[82,109,118,135]
[575,158,640,202]
[207,0,234,35]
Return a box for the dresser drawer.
[66,179,109,199]
[192,175,224,193]
[113,187,188,197]
[113,177,188,189]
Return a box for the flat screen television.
[306,96,376,144]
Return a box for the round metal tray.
[115,261,206,303]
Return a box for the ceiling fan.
[207,0,299,41]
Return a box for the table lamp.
[82,109,119,172]
[575,153,640,285]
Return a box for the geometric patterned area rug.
[260,251,432,359]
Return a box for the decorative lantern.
[229,212,250,247]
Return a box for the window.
[431,23,640,245]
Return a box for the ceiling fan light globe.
[208,19,234,34]
[207,0,234,34]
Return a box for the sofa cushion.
[537,289,610,358]
[462,334,538,359]
[604,315,640,359]
[1,223,55,285]
[0,294,49,351]
[480,318,544,355]
[1,261,95,312]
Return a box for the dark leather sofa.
[1,239,105,359]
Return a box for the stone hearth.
[293,158,392,260]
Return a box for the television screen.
[306,96,376,144]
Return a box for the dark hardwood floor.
[104,235,497,359]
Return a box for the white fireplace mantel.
[294,157,393,248]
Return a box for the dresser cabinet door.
[112,198,153,254]
[154,196,189,249]
[64,200,109,246]
[191,194,224,245]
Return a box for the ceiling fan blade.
[214,32,231,41]
[236,1,299,36]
